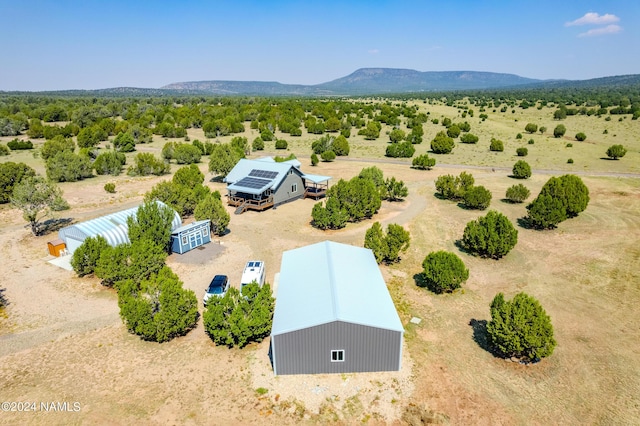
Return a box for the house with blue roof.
[224,157,330,214]
[270,241,404,375]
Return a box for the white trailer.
[240,260,266,290]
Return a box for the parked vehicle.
[240,260,266,290]
[204,275,229,305]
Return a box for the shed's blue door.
[189,231,202,250]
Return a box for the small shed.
[47,239,67,257]
[271,241,404,376]
[170,220,211,254]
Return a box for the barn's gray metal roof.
[271,241,404,336]
[58,201,181,247]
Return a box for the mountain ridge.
[3,69,639,96]
[161,68,544,95]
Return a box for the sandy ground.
[1,156,639,425]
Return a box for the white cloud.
[368,49,379,55]
[578,24,622,37]
[566,12,620,26]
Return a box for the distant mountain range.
[3,68,639,96]
[161,68,545,95]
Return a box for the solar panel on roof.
[249,169,279,179]
[234,177,271,190]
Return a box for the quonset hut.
[270,241,404,375]
[58,201,181,254]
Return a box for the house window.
[201,227,209,237]
[291,183,298,193]
[331,350,344,362]
[181,235,187,245]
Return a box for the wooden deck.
[227,195,274,214]
[304,186,327,200]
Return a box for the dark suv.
[203,275,229,305]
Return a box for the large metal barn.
[271,241,404,376]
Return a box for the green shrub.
[364,222,410,264]
[321,150,336,162]
[606,144,627,160]
[113,131,135,152]
[311,153,319,166]
[117,266,199,342]
[553,124,566,138]
[566,143,573,148]
[275,139,288,149]
[389,128,406,143]
[489,138,504,152]
[462,210,518,259]
[192,139,205,155]
[446,125,460,138]
[487,292,556,362]
[7,139,33,150]
[128,153,170,176]
[505,184,530,203]
[386,141,415,158]
[194,193,230,237]
[104,183,116,193]
[528,139,535,145]
[512,160,532,179]
[460,133,479,144]
[516,133,523,139]
[516,147,528,157]
[173,143,202,164]
[252,137,264,151]
[95,239,168,287]
[46,151,93,182]
[435,172,474,200]
[0,144,8,156]
[312,176,381,229]
[412,154,436,170]
[0,162,36,203]
[524,123,538,134]
[420,251,469,293]
[567,158,574,164]
[203,283,274,348]
[94,151,126,176]
[526,175,589,229]
[430,131,455,154]
[463,185,492,210]
[41,135,75,160]
[332,135,350,156]
[575,132,587,141]
[71,235,110,277]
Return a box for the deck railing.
[227,195,274,211]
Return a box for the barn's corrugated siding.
[273,320,402,375]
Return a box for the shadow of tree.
[433,192,446,200]
[469,319,496,356]
[413,272,428,289]
[209,175,225,183]
[453,239,473,256]
[39,217,73,236]
[0,287,8,309]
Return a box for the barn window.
[291,183,298,193]
[201,226,208,237]
[331,350,344,362]
[181,235,187,245]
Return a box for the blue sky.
[0,0,638,91]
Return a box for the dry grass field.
[0,100,639,425]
